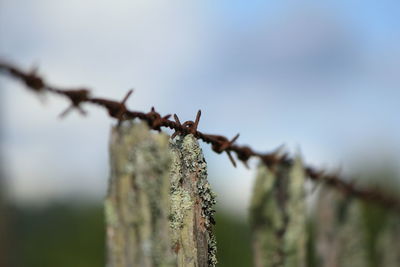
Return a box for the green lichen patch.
[169,134,217,267]
[169,188,193,231]
[197,176,217,230]
[104,198,118,226]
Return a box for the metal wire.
[1,60,399,212]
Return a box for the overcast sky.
[1,0,400,214]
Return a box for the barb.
[1,60,399,212]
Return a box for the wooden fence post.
[105,122,217,267]
[250,156,307,267]
[169,134,217,267]
[314,185,400,267]
[314,186,367,267]
[105,122,173,267]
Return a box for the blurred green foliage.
[215,212,253,267]
[5,164,399,267]
[9,202,105,267]
[7,203,252,267]
[356,164,400,267]
[360,202,391,267]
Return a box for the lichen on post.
[106,122,174,267]
[169,134,217,267]
[106,122,217,267]
[250,156,307,267]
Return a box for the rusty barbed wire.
[1,60,399,212]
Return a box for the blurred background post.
[250,157,307,267]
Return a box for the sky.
[1,0,400,215]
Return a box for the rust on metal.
[1,60,399,212]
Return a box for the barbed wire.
[1,60,399,212]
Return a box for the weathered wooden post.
[105,122,173,267]
[314,186,367,267]
[314,185,400,267]
[249,157,307,267]
[105,122,217,267]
